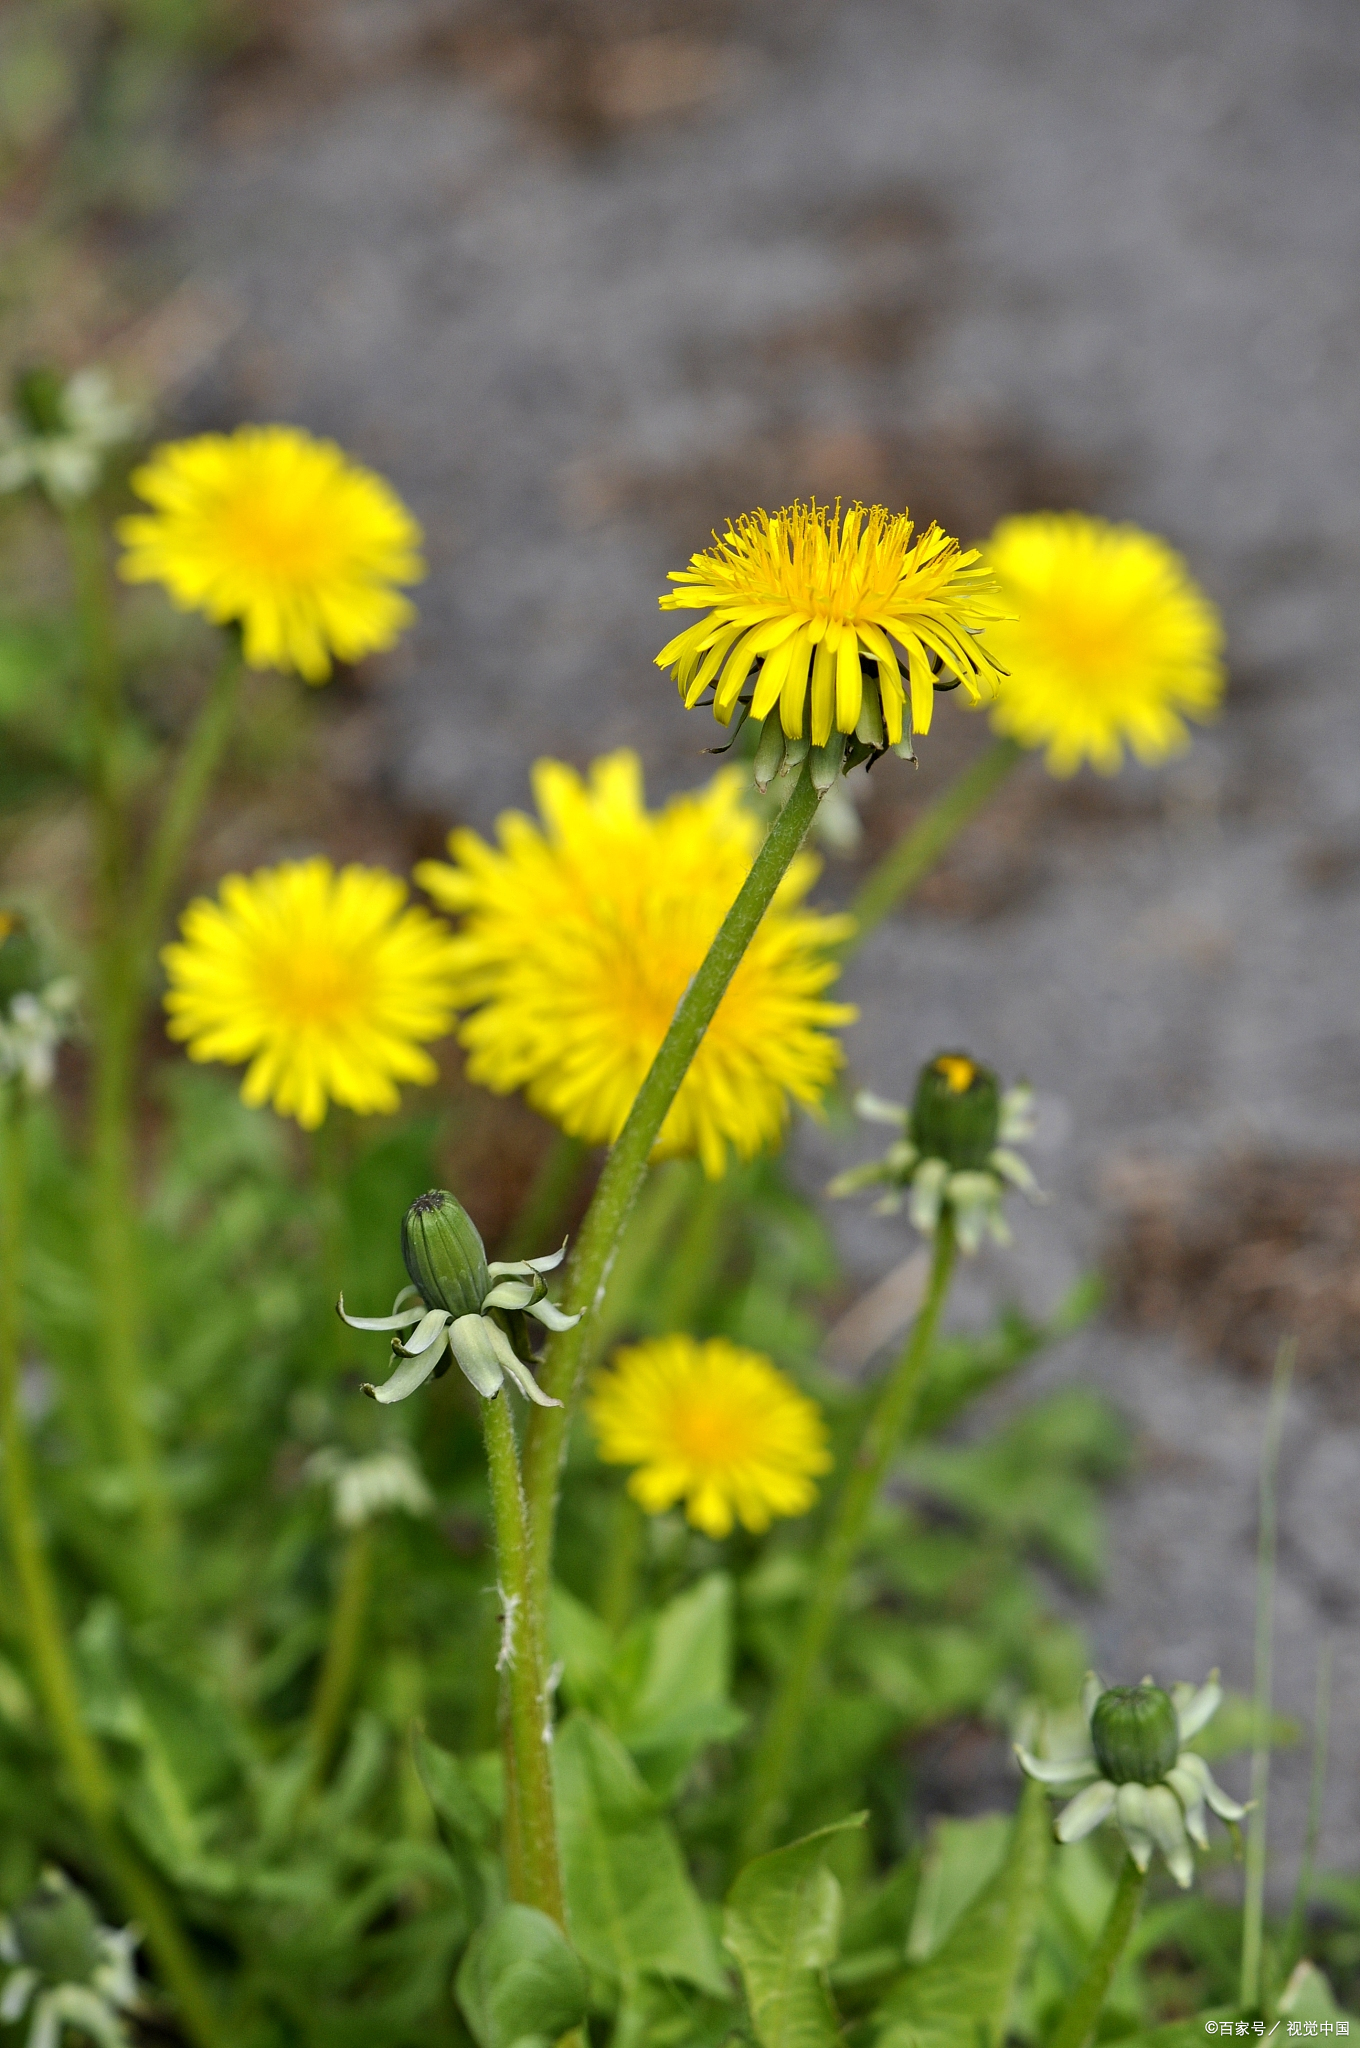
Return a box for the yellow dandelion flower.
[117,425,424,682]
[588,1334,831,1538]
[414,750,856,1179]
[656,500,1005,747]
[162,859,462,1129]
[985,512,1225,775]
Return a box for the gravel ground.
[170,0,1360,1873]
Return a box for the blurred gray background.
[166,0,1360,1867]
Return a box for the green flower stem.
[587,1160,695,1362]
[65,502,170,1576]
[0,1086,224,2048]
[598,1489,646,1637]
[739,1213,957,1863]
[1241,1338,1295,2012]
[131,642,242,970]
[842,735,1023,957]
[311,1117,352,1373]
[1284,1636,1333,1976]
[306,1522,374,1789]
[0,1091,110,1824]
[522,761,824,1588]
[500,1132,592,1263]
[1049,1854,1147,2048]
[482,1390,566,1924]
[649,1167,730,1333]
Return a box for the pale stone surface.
[173,0,1360,1870]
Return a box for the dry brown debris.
[1103,1152,1360,1390]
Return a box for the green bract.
[0,1869,141,2048]
[0,917,46,1010]
[909,1052,1001,1170]
[1016,1669,1248,1889]
[339,1189,582,1408]
[0,365,138,505]
[1091,1683,1180,1787]
[10,1877,103,1984]
[0,916,77,1097]
[827,1051,1041,1254]
[402,1189,492,1319]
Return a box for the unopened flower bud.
[11,1871,103,1984]
[0,913,45,1008]
[14,367,67,439]
[401,1189,490,1319]
[1090,1683,1180,1787]
[909,1052,1000,1171]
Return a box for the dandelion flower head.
[985,512,1224,775]
[163,859,461,1128]
[415,750,856,1178]
[588,1334,831,1538]
[117,425,424,682]
[656,500,1005,748]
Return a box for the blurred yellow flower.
[163,860,461,1128]
[656,500,1004,746]
[415,750,855,1178]
[985,512,1224,775]
[588,1334,831,1538]
[117,425,424,682]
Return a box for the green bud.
[14,367,67,439]
[0,913,46,1008]
[909,1052,1000,1171]
[1090,1684,1179,1786]
[12,1872,103,1984]
[810,735,846,791]
[401,1189,489,1320]
[752,716,786,790]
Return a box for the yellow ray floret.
[656,500,1006,746]
[985,512,1225,775]
[588,1334,831,1538]
[415,750,856,1179]
[162,859,462,1128]
[117,425,424,682]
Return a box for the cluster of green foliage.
[0,447,1348,2037]
[0,1032,1348,2042]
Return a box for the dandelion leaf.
[455,1903,589,2048]
[723,1815,865,2048]
[551,1576,746,1800]
[554,1712,727,1993]
[873,1779,1050,2048]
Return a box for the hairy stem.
[843,735,1022,956]
[739,1215,957,1863]
[1049,1854,1147,2048]
[482,1392,565,1923]
[521,762,822,1590]
[0,1086,223,2048]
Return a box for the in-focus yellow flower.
[117,426,424,682]
[163,860,461,1128]
[656,500,1005,747]
[985,512,1224,775]
[415,751,856,1178]
[588,1334,831,1538]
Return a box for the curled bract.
[1015,1670,1247,1889]
[339,1190,579,1407]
